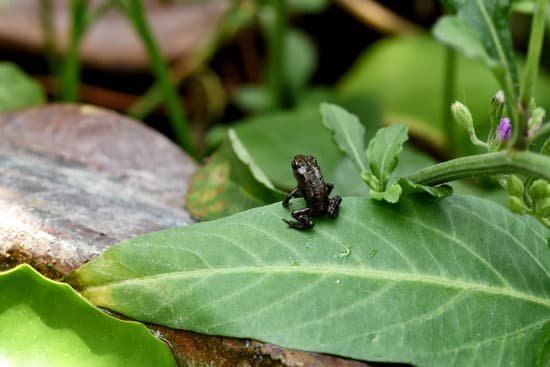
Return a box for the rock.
[0,104,195,276]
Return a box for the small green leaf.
[366,124,409,189]
[360,170,379,189]
[399,178,453,199]
[320,103,367,172]
[69,195,550,366]
[369,182,402,203]
[0,62,45,111]
[0,264,176,367]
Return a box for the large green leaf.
[0,62,45,111]
[70,195,550,366]
[0,264,176,367]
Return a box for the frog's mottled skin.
[282,154,342,229]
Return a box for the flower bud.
[539,197,550,218]
[496,117,512,142]
[505,175,524,197]
[528,179,550,201]
[451,101,486,147]
[509,196,529,214]
[490,90,505,121]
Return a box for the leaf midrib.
[83,265,550,308]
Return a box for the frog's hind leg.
[327,195,342,218]
[283,187,302,208]
[283,207,314,229]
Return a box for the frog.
[282,154,342,229]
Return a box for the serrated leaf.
[366,124,409,190]
[320,103,367,172]
[0,62,45,111]
[70,195,550,366]
[0,264,175,367]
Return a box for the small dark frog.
[282,154,342,229]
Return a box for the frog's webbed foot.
[283,207,314,230]
[327,195,342,218]
[283,187,302,208]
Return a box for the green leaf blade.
[0,264,176,367]
[71,195,550,366]
[320,102,367,172]
[433,16,495,66]
[366,124,409,188]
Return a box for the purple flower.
[497,117,511,142]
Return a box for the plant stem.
[60,0,87,101]
[519,0,547,109]
[40,0,58,77]
[514,0,548,149]
[121,0,197,159]
[443,47,457,154]
[266,0,287,109]
[406,151,550,186]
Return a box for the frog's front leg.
[283,207,314,229]
[327,195,342,218]
[282,187,302,208]
[325,183,334,195]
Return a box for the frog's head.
[291,154,318,178]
